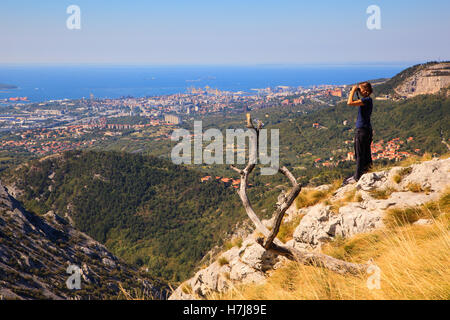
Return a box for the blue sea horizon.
[0,64,409,102]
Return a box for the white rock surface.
[399,158,449,193]
[413,218,433,226]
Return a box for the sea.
[0,64,409,103]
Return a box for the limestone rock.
[399,158,450,193]
[169,238,277,300]
[239,241,278,272]
[393,62,450,98]
[356,171,388,191]
[293,158,449,250]
[293,204,335,246]
[336,204,383,238]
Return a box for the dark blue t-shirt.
[355,96,373,129]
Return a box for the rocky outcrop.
[294,157,449,249]
[169,238,281,300]
[0,181,168,300]
[170,157,449,299]
[394,62,450,98]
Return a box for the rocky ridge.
[0,180,168,300]
[377,62,450,98]
[395,62,450,98]
[170,157,449,299]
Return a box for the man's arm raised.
[347,85,364,107]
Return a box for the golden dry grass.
[277,215,305,243]
[405,182,431,193]
[369,187,396,200]
[295,179,341,209]
[212,191,450,300]
[118,283,157,300]
[328,187,363,214]
[392,167,412,184]
[217,256,229,266]
[181,283,193,295]
[224,237,243,250]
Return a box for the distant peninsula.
[0,83,17,89]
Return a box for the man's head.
[358,82,373,97]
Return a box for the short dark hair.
[359,82,373,95]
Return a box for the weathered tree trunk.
[231,114,368,276]
[257,238,366,275]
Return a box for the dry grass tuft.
[405,182,431,194]
[217,256,229,266]
[277,215,305,243]
[393,167,412,184]
[224,237,243,250]
[118,283,156,300]
[398,152,433,167]
[181,283,193,295]
[330,187,363,214]
[369,187,396,200]
[296,179,341,209]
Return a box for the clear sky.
[1,0,449,65]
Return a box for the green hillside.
[2,151,256,282]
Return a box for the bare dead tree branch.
[262,166,301,249]
[442,140,450,151]
[231,113,368,276]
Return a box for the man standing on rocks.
[344,82,374,185]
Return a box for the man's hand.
[351,85,359,93]
[347,85,364,106]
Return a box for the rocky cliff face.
[170,157,449,300]
[394,62,450,98]
[0,181,168,300]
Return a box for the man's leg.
[354,129,364,180]
[367,129,373,170]
[361,128,372,174]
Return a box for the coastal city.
[1,83,417,168]
[1,83,344,128]
[0,84,344,154]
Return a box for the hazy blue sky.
[1,0,449,64]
